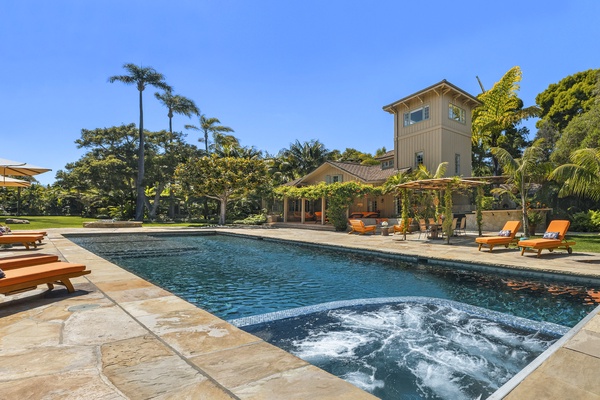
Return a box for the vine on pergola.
[274,181,383,231]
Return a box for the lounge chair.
[0,261,90,295]
[475,220,522,252]
[393,218,413,234]
[348,219,377,235]
[518,220,576,257]
[0,254,59,269]
[5,231,47,244]
[0,233,45,249]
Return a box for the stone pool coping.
[1,226,600,399]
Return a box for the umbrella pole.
[17,187,21,216]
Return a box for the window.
[403,105,430,126]
[381,159,394,170]
[455,153,461,175]
[448,103,466,124]
[368,200,378,212]
[394,197,400,215]
[415,151,424,167]
[325,174,343,184]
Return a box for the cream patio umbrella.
[0,158,51,177]
[0,158,49,216]
[0,176,31,188]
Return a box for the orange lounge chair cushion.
[475,236,516,245]
[0,262,87,288]
[0,234,44,244]
[0,254,59,270]
[518,238,563,249]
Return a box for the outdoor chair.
[518,220,576,257]
[475,220,522,252]
[348,219,377,235]
[0,254,59,269]
[0,261,91,296]
[0,233,45,250]
[455,217,467,236]
[393,218,413,234]
[417,219,430,239]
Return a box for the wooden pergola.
[395,177,488,191]
[395,177,488,243]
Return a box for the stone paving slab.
[1,226,600,399]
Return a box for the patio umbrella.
[0,176,31,188]
[0,157,51,176]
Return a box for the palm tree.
[109,63,171,221]
[185,114,234,154]
[550,148,600,201]
[491,140,549,235]
[154,90,199,134]
[472,66,540,176]
[284,139,331,178]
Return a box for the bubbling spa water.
[237,298,567,400]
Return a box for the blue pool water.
[68,232,599,399]
[69,233,598,326]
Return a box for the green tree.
[330,148,378,165]
[109,63,171,221]
[472,66,540,176]
[185,114,234,155]
[536,69,600,131]
[551,102,600,164]
[176,155,269,225]
[550,148,600,202]
[154,89,199,134]
[491,140,549,235]
[283,139,331,178]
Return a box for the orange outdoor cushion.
[0,262,86,287]
[0,254,59,270]
[0,234,44,243]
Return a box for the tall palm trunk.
[136,88,145,221]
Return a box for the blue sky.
[2,0,599,185]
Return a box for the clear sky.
[2,0,599,185]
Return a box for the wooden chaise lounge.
[348,219,377,235]
[475,220,522,252]
[0,261,90,295]
[0,254,59,269]
[518,220,576,257]
[0,233,45,249]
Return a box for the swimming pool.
[69,232,599,326]
[67,232,599,399]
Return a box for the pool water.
[69,233,599,326]
[240,299,564,400]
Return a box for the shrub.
[570,211,600,232]
[233,213,267,225]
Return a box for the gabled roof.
[289,161,410,187]
[382,80,482,114]
[375,150,394,160]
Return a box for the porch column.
[283,197,288,222]
[301,198,306,223]
[321,197,326,225]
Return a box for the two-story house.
[280,80,482,223]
